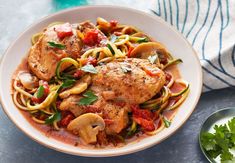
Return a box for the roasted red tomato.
[83,30,100,46]
[143,66,162,77]
[131,105,155,131]
[127,47,134,58]
[55,23,73,39]
[110,20,118,27]
[60,111,75,127]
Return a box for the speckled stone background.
[0,1,235,163]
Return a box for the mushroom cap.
[130,42,170,60]
[18,72,38,90]
[67,113,105,144]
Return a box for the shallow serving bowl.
[0,5,202,157]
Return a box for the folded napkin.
[53,0,235,91]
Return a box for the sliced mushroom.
[130,42,170,60]
[18,72,39,90]
[67,113,105,144]
[59,75,91,99]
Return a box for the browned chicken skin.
[60,58,166,134]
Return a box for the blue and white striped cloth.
[67,0,233,92]
[150,0,235,92]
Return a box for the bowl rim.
[0,5,203,157]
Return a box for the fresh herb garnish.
[37,85,44,98]
[110,35,117,43]
[201,117,235,162]
[163,116,171,128]
[81,64,98,74]
[120,63,132,73]
[137,37,148,43]
[61,79,76,89]
[45,112,61,124]
[148,54,158,64]
[48,41,66,49]
[107,43,115,55]
[78,90,98,106]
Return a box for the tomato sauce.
[12,58,184,149]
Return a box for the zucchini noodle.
[26,91,57,110]
[13,80,33,98]
[114,35,129,46]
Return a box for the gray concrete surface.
[1,1,234,162]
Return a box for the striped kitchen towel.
[53,0,235,91]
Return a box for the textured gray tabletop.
[0,1,234,163]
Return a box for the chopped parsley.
[36,85,44,98]
[163,116,171,128]
[45,112,61,124]
[48,41,66,49]
[61,79,76,89]
[78,90,98,106]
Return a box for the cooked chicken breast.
[92,58,166,104]
[60,58,166,134]
[28,21,107,81]
[28,23,82,81]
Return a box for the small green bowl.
[199,107,235,163]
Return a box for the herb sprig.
[48,41,66,49]
[78,90,98,106]
[201,117,235,162]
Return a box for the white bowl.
[0,5,202,157]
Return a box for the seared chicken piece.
[60,95,129,134]
[60,58,166,134]
[92,58,166,104]
[28,21,107,81]
[28,23,82,81]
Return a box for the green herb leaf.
[137,37,148,43]
[221,150,233,161]
[201,132,217,151]
[200,117,235,162]
[81,64,98,74]
[107,43,115,55]
[45,112,61,124]
[48,41,66,49]
[61,79,76,89]
[110,35,117,43]
[78,90,98,106]
[148,55,158,64]
[120,63,132,73]
[163,116,171,128]
[37,85,44,98]
[228,117,235,133]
